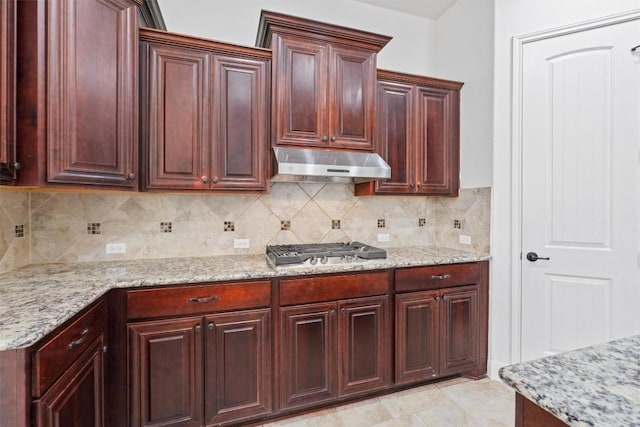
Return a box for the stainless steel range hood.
[271,147,391,183]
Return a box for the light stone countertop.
[499,335,640,426]
[0,246,489,351]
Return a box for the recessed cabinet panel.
[330,46,375,149]
[416,89,452,193]
[440,286,479,375]
[144,44,209,190]
[0,0,16,182]
[128,317,203,427]
[375,81,413,192]
[46,0,138,186]
[213,56,269,190]
[279,302,337,411]
[395,291,439,384]
[276,37,327,145]
[204,309,272,425]
[338,296,390,396]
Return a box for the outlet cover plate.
[459,235,471,245]
[377,233,390,242]
[234,238,250,249]
[106,243,126,254]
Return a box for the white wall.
[435,0,494,189]
[156,0,438,76]
[491,0,640,377]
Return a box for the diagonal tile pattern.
[0,186,491,271]
[261,379,514,427]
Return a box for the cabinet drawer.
[280,271,389,305]
[32,299,107,397]
[127,280,271,320]
[395,263,481,292]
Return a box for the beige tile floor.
[262,378,515,427]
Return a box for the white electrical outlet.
[234,238,250,249]
[106,243,126,254]
[459,235,471,245]
[377,233,390,242]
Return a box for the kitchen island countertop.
[499,334,640,426]
[0,245,488,351]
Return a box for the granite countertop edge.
[0,246,490,351]
[498,334,640,427]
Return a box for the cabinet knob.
[126,172,135,180]
[331,136,337,142]
[341,308,346,314]
[208,322,214,330]
[195,325,202,333]
[211,177,219,184]
[103,345,108,354]
[201,176,209,184]
[409,183,415,189]
[322,135,328,142]
[436,296,441,302]
[330,309,336,316]
[13,162,21,171]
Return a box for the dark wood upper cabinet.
[356,70,463,196]
[140,29,270,192]
[16,0,140,188]
[0,0,16,182]
[256,10,390,151]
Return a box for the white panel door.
[521,18,640,361]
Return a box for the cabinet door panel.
[329,46,375,150]
[128,317,203,427]
[47,0,137,186]
[143,43,209,190]
[34,336,104,427]
[338,296,390,397]
[212,55,268,190]
[0,0,16,181]
[395,291,439,384]
[204,308,272,425]
[374,81,413,193]
[279,302,337,411]
[440,286,479,375]
[274,36,328,146]
[416,87,459,195]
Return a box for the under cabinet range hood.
[271,147,391,183]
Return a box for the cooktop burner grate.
[266,242,387,267]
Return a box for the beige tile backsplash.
[0,185,490,272]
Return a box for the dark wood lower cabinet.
[338,297,390,397]
[128,309,272,427]
[279,301,338,411]
[394,262,488,385]
[395,286,481,384]
[128,316,203,427]
[204,309,272,426]
[33,336,104,427]
[279,296,391,412]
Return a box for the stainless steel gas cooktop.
[266,242,387,267]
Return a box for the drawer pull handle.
[67,328,89,350]
[431,274,451,280]
[188,295,219,303]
